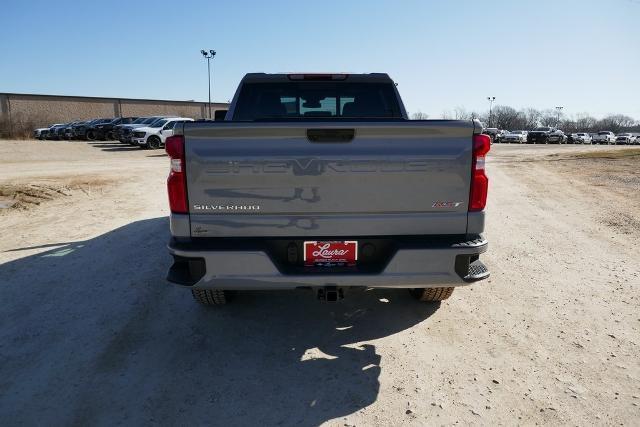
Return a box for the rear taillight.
[469,133,491,212]
[165,135,188,214]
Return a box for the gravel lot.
[0,140,638,426]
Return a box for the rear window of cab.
[233,82,402,120]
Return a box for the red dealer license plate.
[303,241,358,267]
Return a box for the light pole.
[555,106,563,127]
[487,96,496,127]
[200,49,216,119]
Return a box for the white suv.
[132,117,194,149]
[615,133,636,145]
[571,133,592,144]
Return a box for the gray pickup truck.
[165,73,490,305]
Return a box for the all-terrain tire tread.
[411,287,455,301]
[192,289,227,305]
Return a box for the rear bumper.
[166,235,489,290]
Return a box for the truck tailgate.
[183,121,474,237]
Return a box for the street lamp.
[555,106,563,127]
[487,96,496,127]
[200,49,216,119]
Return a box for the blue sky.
[1,0,639,119]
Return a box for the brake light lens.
[287,73,348,81]
[469,133,491,211]
[165,135,188,214]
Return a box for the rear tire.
[409,287,454,302]
[192,289,229,305]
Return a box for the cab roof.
[241,73,394,84]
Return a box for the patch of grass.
[0,177,113,212]
[570,148,640,160]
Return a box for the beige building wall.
[8,96,116,125]
[119,101,207,119]
[0,93,228,137]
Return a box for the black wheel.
[86,130,96,141]
[192,289,230,305]
[409,287,454,302]
[148,136,161,149]
[106,131,115,140]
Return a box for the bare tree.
[410,111,429,120]
[559,118,578,133]
[522,108,541,129]
[538,109,559,127]
[406,105,638,134]
[574,113,598,133]
[491,105,522,130]
[453,106,471,120]
[599,114,636,133]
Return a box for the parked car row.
[34,117,139,141]
[33,115,195,149]
[34,119,638,149]
[486,127,639,145]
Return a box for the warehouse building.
[0,93,229,137]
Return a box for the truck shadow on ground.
[87,141,168,156]
[88,141,141,152]
[0,217,440,426]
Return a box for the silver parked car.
[592,131,616,144]
[33,127,51,140]
[501,130,528,143]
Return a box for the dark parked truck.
[526,127,566,144]
[165,73,490,305]
[91,117,138,140]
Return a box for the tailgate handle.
[306,129,354,143]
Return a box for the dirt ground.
[0,139,638,426]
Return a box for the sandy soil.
[0,139,638,425]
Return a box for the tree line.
[411,107,639,134]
